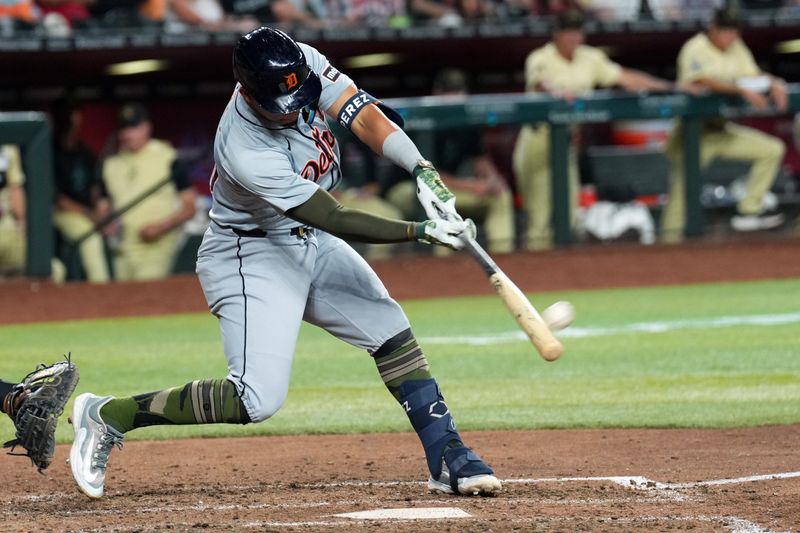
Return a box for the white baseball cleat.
[427,449,502,496]
[69,393,124,498]
[428,470,502,496]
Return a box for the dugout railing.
[383,85,800,245]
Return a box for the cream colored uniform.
[102,139,182,281]
[512,43,622,249]
[661,33,786,242]
[0,145,26,272]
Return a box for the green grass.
[1,278,799,443]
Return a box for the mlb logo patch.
[322,64,340,82]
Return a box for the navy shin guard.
[398,378,461,478]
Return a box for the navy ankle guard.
[397,378,460,478]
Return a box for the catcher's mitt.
[3,355,79,472]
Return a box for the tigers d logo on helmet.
[284,72,299,91]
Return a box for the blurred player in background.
[52,99,111,283]
[100,103,197,281]
[660,7,788,242]
[512,9,680,250]
[0,145,26,275]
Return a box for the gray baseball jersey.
[197,43,410,422]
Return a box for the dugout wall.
[0,112,53,277]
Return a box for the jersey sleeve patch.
[322,64,341,82]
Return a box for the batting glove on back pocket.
[417,219,476,250]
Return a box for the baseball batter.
[70,27,501,498]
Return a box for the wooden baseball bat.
[461,236,563,361]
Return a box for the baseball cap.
[554,9,586,31]
[117,103,150,129]
[711,7,742,29]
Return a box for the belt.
[233,226,312,238]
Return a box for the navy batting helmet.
[233,27,322,115]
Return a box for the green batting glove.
[413,160,460,221]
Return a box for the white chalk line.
[421,311,800,344]
[505,471,800,491]
[663,470,800,489]
[72,514,791,533]
[12,494,684,519]
[10,470,800,506]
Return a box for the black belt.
[232,226,311,238]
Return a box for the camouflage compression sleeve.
[99,379,250,433]
[287,187,423,244]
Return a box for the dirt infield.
[3,428,799,532]
[2,239,800,532]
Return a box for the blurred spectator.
[51,99,111,283]
[328,0,407,26]
[587,0,732,21]
[529,0,586,16]
[218,0,270,22]
[650,0,723,20]
[219,0,324,28]
[165,0,261,31]
[511,9,679,250]
[456,0,492,20]
[138,0,166,21]
[586,0,640,20]
[390,68,515,253]
[660,7,787,241]
[101,103,197,281]
[87,0,163,27]
[271,0,325,26]
[587,0,725,21]
[0,145,26,275]
[36,0,92,27]
[408,0,464,26]
[498,0,585,21]
[0,0,39,33]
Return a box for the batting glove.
[414,161,462,222]
[416,219,476,250]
